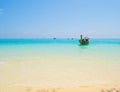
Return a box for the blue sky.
[0,0,120,38]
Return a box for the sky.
[0,0,120,38]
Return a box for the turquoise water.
[0,39,120,87]
[0,38,120,67]
[0,39,120,63]
[0,38,120,45]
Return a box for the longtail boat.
[79,35,89,45]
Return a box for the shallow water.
[0,39,120,87]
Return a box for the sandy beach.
[0,59,120,92]
[1,85,120,92]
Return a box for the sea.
[0,39,120,87]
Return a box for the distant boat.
[53,38,56,40]
[71,38,74,40]
[79,35,89,45]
